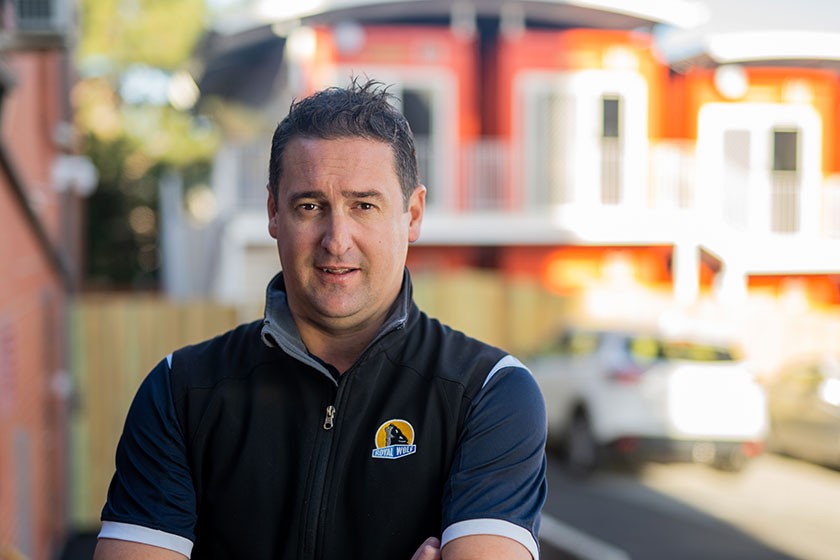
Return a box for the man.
[94,79,547,560]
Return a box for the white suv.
[529,328,768,473]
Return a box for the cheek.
[278,220,316,245]
[379,226,410,262]
[275,227,311,260]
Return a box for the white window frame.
[514,69,649,211]
[697,103,821,236]
[329,66,458,212]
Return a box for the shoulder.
[169,319,267,387]
[470,356,546,433]
[405,311,509,391]
[441,356,547,559]
[123,358,177,426]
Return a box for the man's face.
[267,137,425,337]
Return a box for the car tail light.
[609,366,644,383]
[615,437,638,454]
[741,440,763,458]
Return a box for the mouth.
[318,266,357,275]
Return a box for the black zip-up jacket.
[100,272,547,559]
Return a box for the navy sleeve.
[100,357,197,545]
[441,356,548,558]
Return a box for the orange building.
[188,1,840,314]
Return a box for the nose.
[320,212,353,256]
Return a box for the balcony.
[822,177,840,239]
[223,137,840,246]
[771,172,800,234]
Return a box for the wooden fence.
[67,295,240,528]
[67,272,840,530]
[66,272,571,529]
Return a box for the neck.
[296,320,380,375]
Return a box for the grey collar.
[260,270,412,380]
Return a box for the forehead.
[280,136,398,186]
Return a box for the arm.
[94,539,187,560]
[441,356,547,559]
[97,358,196,557]
[442,535,532,560]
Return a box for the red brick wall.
[0,51,68,560]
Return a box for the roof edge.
[707,30,840,64]
[0,140,71,290]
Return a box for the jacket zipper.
[323,405,336,430]
[302,401,336,559]
[302,375,346,559]
[301,325,398,557]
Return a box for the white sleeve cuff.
[442,518,539,560]
[98,521,193,557]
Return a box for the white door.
[516,69,649,211]
[697,103,821,236]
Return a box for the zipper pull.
[323,405,336,430]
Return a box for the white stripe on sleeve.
[442,518,539,559]
[482,354,528,389]
[98,521,193,557]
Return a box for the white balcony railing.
[822,178,840,239]
[771,172,801,234]
[227,137,840,241]
[462,139,508,211]
[600,137,622,205]
[649,140,695,210]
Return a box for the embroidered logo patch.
[371,419,416,460]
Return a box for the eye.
[357,202,376,211]
[297,202,320,212]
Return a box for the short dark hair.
[268,77,419,208]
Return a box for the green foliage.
[83,134,158,287]
[83,132,214,288]
[74,0,220,288]
[78,0,208,71]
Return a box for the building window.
[402,88,432,138]
[601,95,623,203]
[400,87,434,200]
[602,95,621,139]
[771,128,801,233]
[773,129,799,171]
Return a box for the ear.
[267,184,279,239]
[407,184,425,243]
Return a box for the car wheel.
[566,413,599,475]
[713,445,746,473]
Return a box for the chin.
[315,300,363,320]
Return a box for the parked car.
[528,328,768,473]
[765,356,840,468]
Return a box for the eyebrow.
[343,190,383,199]
[288,189,384,202]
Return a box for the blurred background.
[1,0,840,558]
